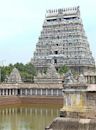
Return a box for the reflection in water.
[0,105,60,130]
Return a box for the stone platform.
[45,117,96,130]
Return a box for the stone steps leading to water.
[45,117,96,130]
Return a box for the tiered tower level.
[31,6,95,73]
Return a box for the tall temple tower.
[31,6,95,73]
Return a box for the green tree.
[14,63,25,72]
[14,63,37,82]
[0,62,37,83]
[58,65,69,75]
[0,66,6,82]
[0,65,13,82]
[25,63,37,76]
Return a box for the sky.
[0,0,96,65]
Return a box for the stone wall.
[0,96,63,106]
[0,96,21,106]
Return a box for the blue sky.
[0,0,96,65]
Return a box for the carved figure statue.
[78,74,86,84]
[64,70,77,84]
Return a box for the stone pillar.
[85,76,87,83]
[35,89,37,95]
[90,76,91,84]
[9,89,12,96]
[25,89,27,96]
[12,89,14,95]
[51,89,53,96]
[2,89,4,96]
[87,76,88,83]
[14,89,16,96]
[88,76,90,84]
[30,89,32,96]
[41,89,43,95]
[22,89,24,96]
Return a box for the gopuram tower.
[31,6,95,73]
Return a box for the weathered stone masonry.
[31,6,95,73]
